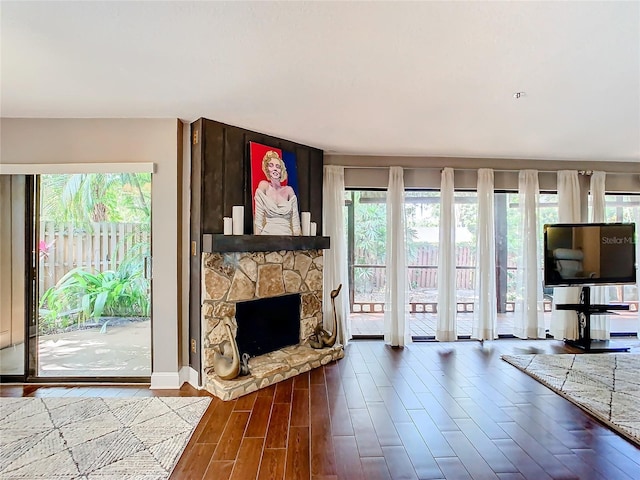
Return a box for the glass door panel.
[405,191,440,338]
[347,190,387,337]
[33,173,152,378]
[603,194,640,335]
[454,192,477,337]
[0,175,27,377]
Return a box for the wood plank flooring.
[2,339,639,479]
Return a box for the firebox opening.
[235,293,301,358]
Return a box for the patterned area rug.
[502,353,640,446]
[0,396,211,479]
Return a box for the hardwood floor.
[2,339,639,479]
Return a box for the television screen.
[543,223,637,287]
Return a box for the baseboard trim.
[180,366,202,389]
[150,372,181,389]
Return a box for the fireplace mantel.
[202,234,330,253]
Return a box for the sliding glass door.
[344,188,563,340]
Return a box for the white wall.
[0,118,184,387]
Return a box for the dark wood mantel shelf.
[202,234,330,253]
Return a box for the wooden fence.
[408,246,476,289]
[38,221,149,294]
[356,246,476,291]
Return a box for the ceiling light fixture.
[513,92,526,99]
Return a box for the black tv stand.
[555,286,630,353]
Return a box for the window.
[602,194,639,335]
[346,190,386,336]
[405,191,440,337]
[344,184,637,340]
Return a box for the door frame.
[0,171,154,383]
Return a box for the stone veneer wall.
[201,249,324,372]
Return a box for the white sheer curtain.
[514,170,545,339]
[384,167,409,347]
[472,169,497,340]
[322,166,350,345]
[590,171,610,340]
[550,170,582,340]
[436,168,457,341]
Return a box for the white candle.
[232,206,244,235]
[310,222,317,236]
[301,212,311,236]
[223,217,233,235]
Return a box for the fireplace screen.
[235,293,301,357]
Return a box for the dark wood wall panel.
[309,149,324,234]
[196,118,323,235]
[189,119,204,373]
[201,121,225,233]
[295,146,311,214]
[221,126,246,228]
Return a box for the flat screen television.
[543,223,637,287]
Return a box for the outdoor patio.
[0,319,151,377]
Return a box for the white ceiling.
[2,1,639,163]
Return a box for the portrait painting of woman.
[251,147,301,235]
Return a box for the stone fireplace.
[201,248,344,400]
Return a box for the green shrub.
[39,257,150,332]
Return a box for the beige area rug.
[502,353,640,446]
[0,396,211,479]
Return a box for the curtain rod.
[340,165,596,175]
[325,154,639,173]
